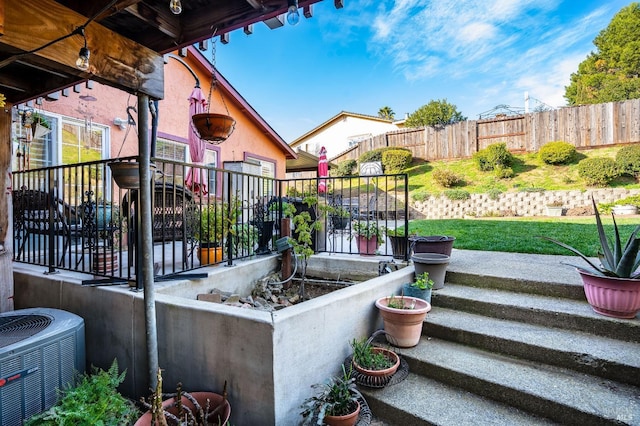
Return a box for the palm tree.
[378,106,395,120]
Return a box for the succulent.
[540,197,640,279]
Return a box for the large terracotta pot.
[578,269,640,319]
[324,400,361,426]
[192,113,236,142]
[352,347,400,380]
[375,296,431,348]
[356,235,377,255]
[134,391,231,425]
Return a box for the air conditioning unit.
[0,308,85,426]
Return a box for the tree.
[378,106,395,120]
[405,99,466,128]
[565,3,640,105]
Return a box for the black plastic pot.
[409,235,455,256]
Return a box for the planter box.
[545,206,564,216]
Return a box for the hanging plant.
[0,93,6,108]
[192,33,235,144]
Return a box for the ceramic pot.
[324,400,361,426]
[197,243,223,265]
[410,235,455,256]
[92,250,118,276]
[375,296,431,348]
[356,235,377,255]
[411,253,450,290]
[402,282,432,304]
[134,391,230,426]
[578,269,640,319]
[352,347,400,379]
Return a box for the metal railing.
[12,157,408,285]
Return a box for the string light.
[169,0,182,14]
[287,0,300,25]
[75,28,90,71]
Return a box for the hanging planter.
[192,112,236,142]
[109,160,157,190]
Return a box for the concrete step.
[431,284,640,342]
[390,338,640,425]
[361,373,558,426]
[424,308,640,387]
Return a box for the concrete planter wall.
[13,254,413,425]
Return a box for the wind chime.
[17,108,52,170]
[191,34,236,144]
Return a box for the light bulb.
[287,5,300,25]
[169,0,182,14]
[76,47,90,71]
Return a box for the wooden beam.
[125,2,181,41]
[1,0,164,99]
[0,0,5,37]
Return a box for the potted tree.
[402,271,434,303]
[300,365,362,426]
[350,221,385,255]
[375,295,431,348]
[540,197,640,319]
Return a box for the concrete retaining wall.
[13,254,413,425]
[412,188,640,219]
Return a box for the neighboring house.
[11,46,296,183]
[288,111,401,162]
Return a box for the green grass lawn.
[407,216,640,257]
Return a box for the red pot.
[134,391,230,426]
[578,269,640,319]
[356,235,377,255]
[352,347,400,379]
[324,400,361,426]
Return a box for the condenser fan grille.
[0,314,52,348]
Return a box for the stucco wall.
[411,188,640,219]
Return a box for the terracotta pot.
[578,269,640,319]
[197,244,223,265]
[92,250,118,276]
[324,400,361,426]
[134,391,231,425]
[192,113,236,142]
[352,347,400,379]
[375,296,431,348]
[356,235,377,255]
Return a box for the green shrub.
[411,190,430,202]
[358,147,388,164]
[598,195,640,214]
[487,188,503,200]
[473,143,514,171]
[432,168,462,187]
[577,157,619,186]
[518,187,546,193]
[538,141,576,164]
[493,165,515,179]
[333,159,357,177]
[615,145,640,177]
[25,359,138,426]
[444,189,470,200]
[382,148,412,174]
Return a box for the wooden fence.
[333,98,640,163]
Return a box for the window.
[245,155,275,197]
[204,148,218,195]
[155,138,188,184]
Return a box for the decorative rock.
[197,293,222,303]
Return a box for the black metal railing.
[12,157,408,284]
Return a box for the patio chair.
[354,194,378,220]
[12,188,82,265]
[122,183,198,268]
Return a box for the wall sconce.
[75,28,90,71]
[169,0,182,14]
[287,0,300,25]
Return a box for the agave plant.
[540,197,640,279]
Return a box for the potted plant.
[386,228,408,260]
[402,271,434,303]
[136,369,231,425]
[411,251,450,290]
[300,365,362,426]
[375,295,431,348]
[540,197,640,319]
[349,221,385,255]
[545,199,564,216]
[195,203,229,265]
[252,198,275,255]
[350,334,400,386]
[329,205,351,231]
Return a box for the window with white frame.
[155,138,188,184]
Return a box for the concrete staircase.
[362,264,640,426]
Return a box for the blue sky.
[216,0,632,143]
